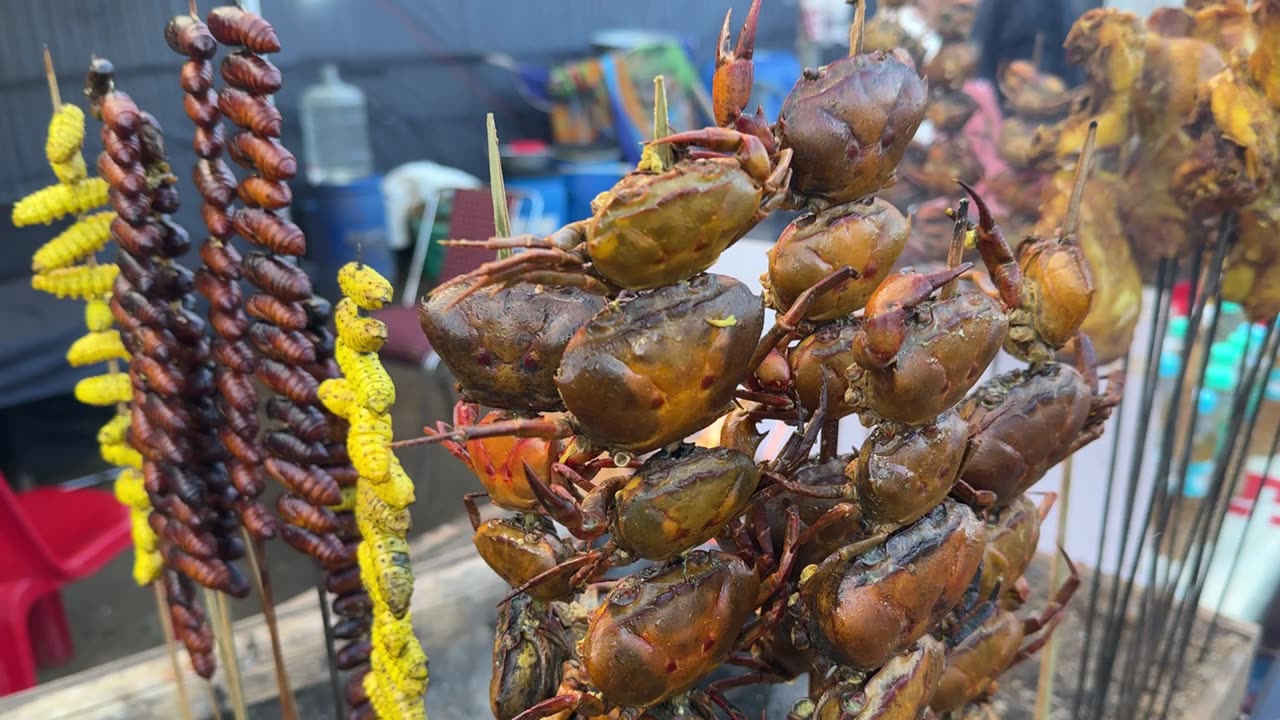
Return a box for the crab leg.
[748,265,858,374]
[392,415,574,449]
[957,179,1023,310]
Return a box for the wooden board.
[0,518,506,720]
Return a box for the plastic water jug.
[301,64,373,185]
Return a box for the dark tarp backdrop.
[0,0,796,480]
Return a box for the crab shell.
[613,445,761,561]
[849,409,970,529]
[766,198,910,321]
[930,608,1023,713]
[777,50,928,206]
[586,158,766,290]
[556,273,765,453]
[465,410,559,512]
[581,550,760,707]
[491,594,568,720]
[957,363,1093,506]
[473,517,576,602]
[978,494,1043,605]
[800,500,986,670]
[809,636,946,720]
[420,283,604,411]
[848,292,1009,426]
[1007,239,1095,364]
[790,320,861,419]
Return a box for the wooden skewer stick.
[152,582,195,720]
[190,0,199,17]
[940,197,971,301]
[848,0,866,56]
[1034,454,1074,720]
[206,589,248,720]
[1061,121,1099,245]
[242,532,298,720]
[43,46,61,111]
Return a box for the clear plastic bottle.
[300,64,374,185]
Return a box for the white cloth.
[380,162,483,250]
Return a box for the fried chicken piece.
[1192,0,1259,56]
[1223,184,1280,322]
[1173,54,1280,217]
[999,61,1073,119]
[1250,0,1280,109]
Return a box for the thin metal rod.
[1122,271,1226,711]
[153,581,195,720]
[1090,239,1208,712]
[1151,327,1280,719]
[1087,253,1190,720]
[1034,454,1073,720]
[1200,373,1280,654]
[1074,263,1167,718]
[1141,318,1261,717]
[1113,224,1230,716]
[316,575,345,719]
[1071,340,1137,718]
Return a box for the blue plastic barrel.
[296,175,395,303]
[561,162,629,222]
[507,175,568,237]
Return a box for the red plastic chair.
[375,188,503,368]
[0,472,130,696]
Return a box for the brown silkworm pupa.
[165,15,217,60]
[237,176,292,210]
[232,132,296,180]
[180,60,214,95]
[97,151,145,196]
[193,159,237,208]
[206,6,282,53]
[221,51,283,95]
[233,208,305,256]
[246,294,308,330]
[218,87,282,137]
[240,252,312,302]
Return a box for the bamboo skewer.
[43,46,61,111]
[940,197,970,301]
[207,589,248,720]
[153,582,195,720]
[243,533,298,720]
[1034,455,1073,720]
[50,44,196,720]
[848,0,866,56]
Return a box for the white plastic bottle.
[300,64,374,185]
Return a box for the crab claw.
[713,0,762,126]
[522,460,602,540]
[650,127,774,185]
[956,179,1023,310]
[735,105,776,153]
[856,263,974,368]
